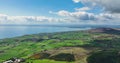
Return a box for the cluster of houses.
[3,58,25,63]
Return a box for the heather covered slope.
[0,28,120,63]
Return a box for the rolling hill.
[0,28,120,63]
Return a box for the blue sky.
[0,0,84,16]
[0,0,120,25]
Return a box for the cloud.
[57,10,70,17]
[0,14,62,25]
[57,10,96,21]
[0,14,80,25]
[75,7,90,11]
[72,0,81,3]
[0,12,120,25]
[51,9,120,25]
[98,0,120,13]
[71,0,120,25]
[73,0,120,13]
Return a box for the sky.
[0,0,120,25]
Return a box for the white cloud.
[57,10,96,21]
[71,0,120,25]
[0,12,120,25]
[57,10,70,17]
[53,10,120,25]
[75,7,90,11]
[0,14,63,25]
[72,0,81,3]
[74,0,120,13]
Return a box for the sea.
[0,25,91,39]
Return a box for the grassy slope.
[0,28,120,63]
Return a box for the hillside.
[0,28,120,63]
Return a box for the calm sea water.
[0,26,91,39]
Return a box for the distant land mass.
[0,24,120,28]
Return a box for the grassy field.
[0,28,120,63]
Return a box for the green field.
[0,28,120,63]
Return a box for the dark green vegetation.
[87,50,120,63]
[0,28,120,63]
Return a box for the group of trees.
[87,50,120,63]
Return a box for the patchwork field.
[0,28,120,63]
